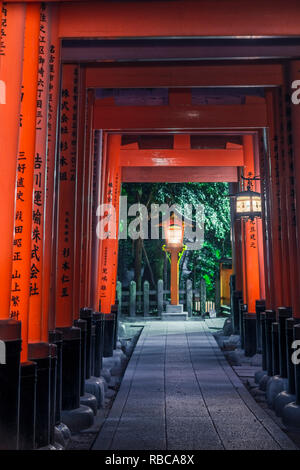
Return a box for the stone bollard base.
[61,405,94,433]
[274,391,296,417]
[85,376,106,408]
[282,401,300,431]
[80,392,98,416]
[254,369,266,384]
[259,373,271,391]
[54,422,71,448]
[266,376,288,408]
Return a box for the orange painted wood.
[98,134,121,314]
[58,1,300,38]
[275,89,291,307]
[242,135,261,314]
[0,3,26,318]
[290,60,300,318]
[10,3,40,361]
[122,166,238,183]
[170,250,179,305]
[80,90,94,308]
[119,148,244,167]
[28,3,50,342]
[87,64,283,88]
[42,3,60,335]
[94,103,267,130]
[73,67,86,318]
[55,64,79,327]
[280,72,300,315]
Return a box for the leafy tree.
[118,182,231,301]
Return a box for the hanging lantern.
[231,174,262,220]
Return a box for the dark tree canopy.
[118,182,232,300]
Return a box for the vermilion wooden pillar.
[275,88,292,307]
[241,135,261,314]
[73,67,86,318]
[28,2,50,343]
[10,3,40,361]
[42,3,60,335]
[0,3,26,319]
[287,61,300,317]
[80,90,94,309]
[55,64,79,328]
[264,91,283,309]
[98,134,122,314]
[90,130,103,310]
[279,74,300,314]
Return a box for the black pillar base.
[73,318,87,396]
[255,299,266,354]
[103,313,115,358]
[0,319,21,450]
[80,308,93,379]
[57,327,81,411]
[232,290,242,335]
[243,313,257,357]
[19,361,37,450]
[28,342,52,449]
[92,312,104,377]
[48,330,63,426]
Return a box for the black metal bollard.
[80,308,93,379]
[265,310,276,376]
[19,361,37,449]
[48,330,63,427]
[112,302,119,350]
[239,301,247,349]
[74,319,87,396]
[232,290,243,335]
[91,324,96,376]
[260,312,267,371]
[49,343,57,446]
[92,312,104,377]
[271,322,280,376]
[103,313,115,358]
[58,327,81,411]
[0,319,22,450]
[293,325,300,406]
[243,313,257,357]
[286,318,299,395]
[255,299,266,353]
[278,307,292,380]
[28,342,52,449]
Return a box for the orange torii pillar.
[290,60,300,319]
[279,73,300,316]
[26,3,55,450]
[98,134,122,358]
[0,1,25,450]
[55,64,93,429]
[241,135,263,356]
[9,3,40,450]
[80,90,94,310]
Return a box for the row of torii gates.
[2,0,300,450]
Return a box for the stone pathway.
[92,321,297,450]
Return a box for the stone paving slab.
[92,321,297,450]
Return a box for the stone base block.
[61,405,94,433]
[54,422,71,448]
[255,369,266,384]
[282,401,300,431]
[80,392,98,416]
[274,391,296,417]
[85,376,105,408]
[266,375,288,408]
[166,304,184,313]
[259,373,271,391]
[161,312,188,321]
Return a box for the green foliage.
[118,182,232,299]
